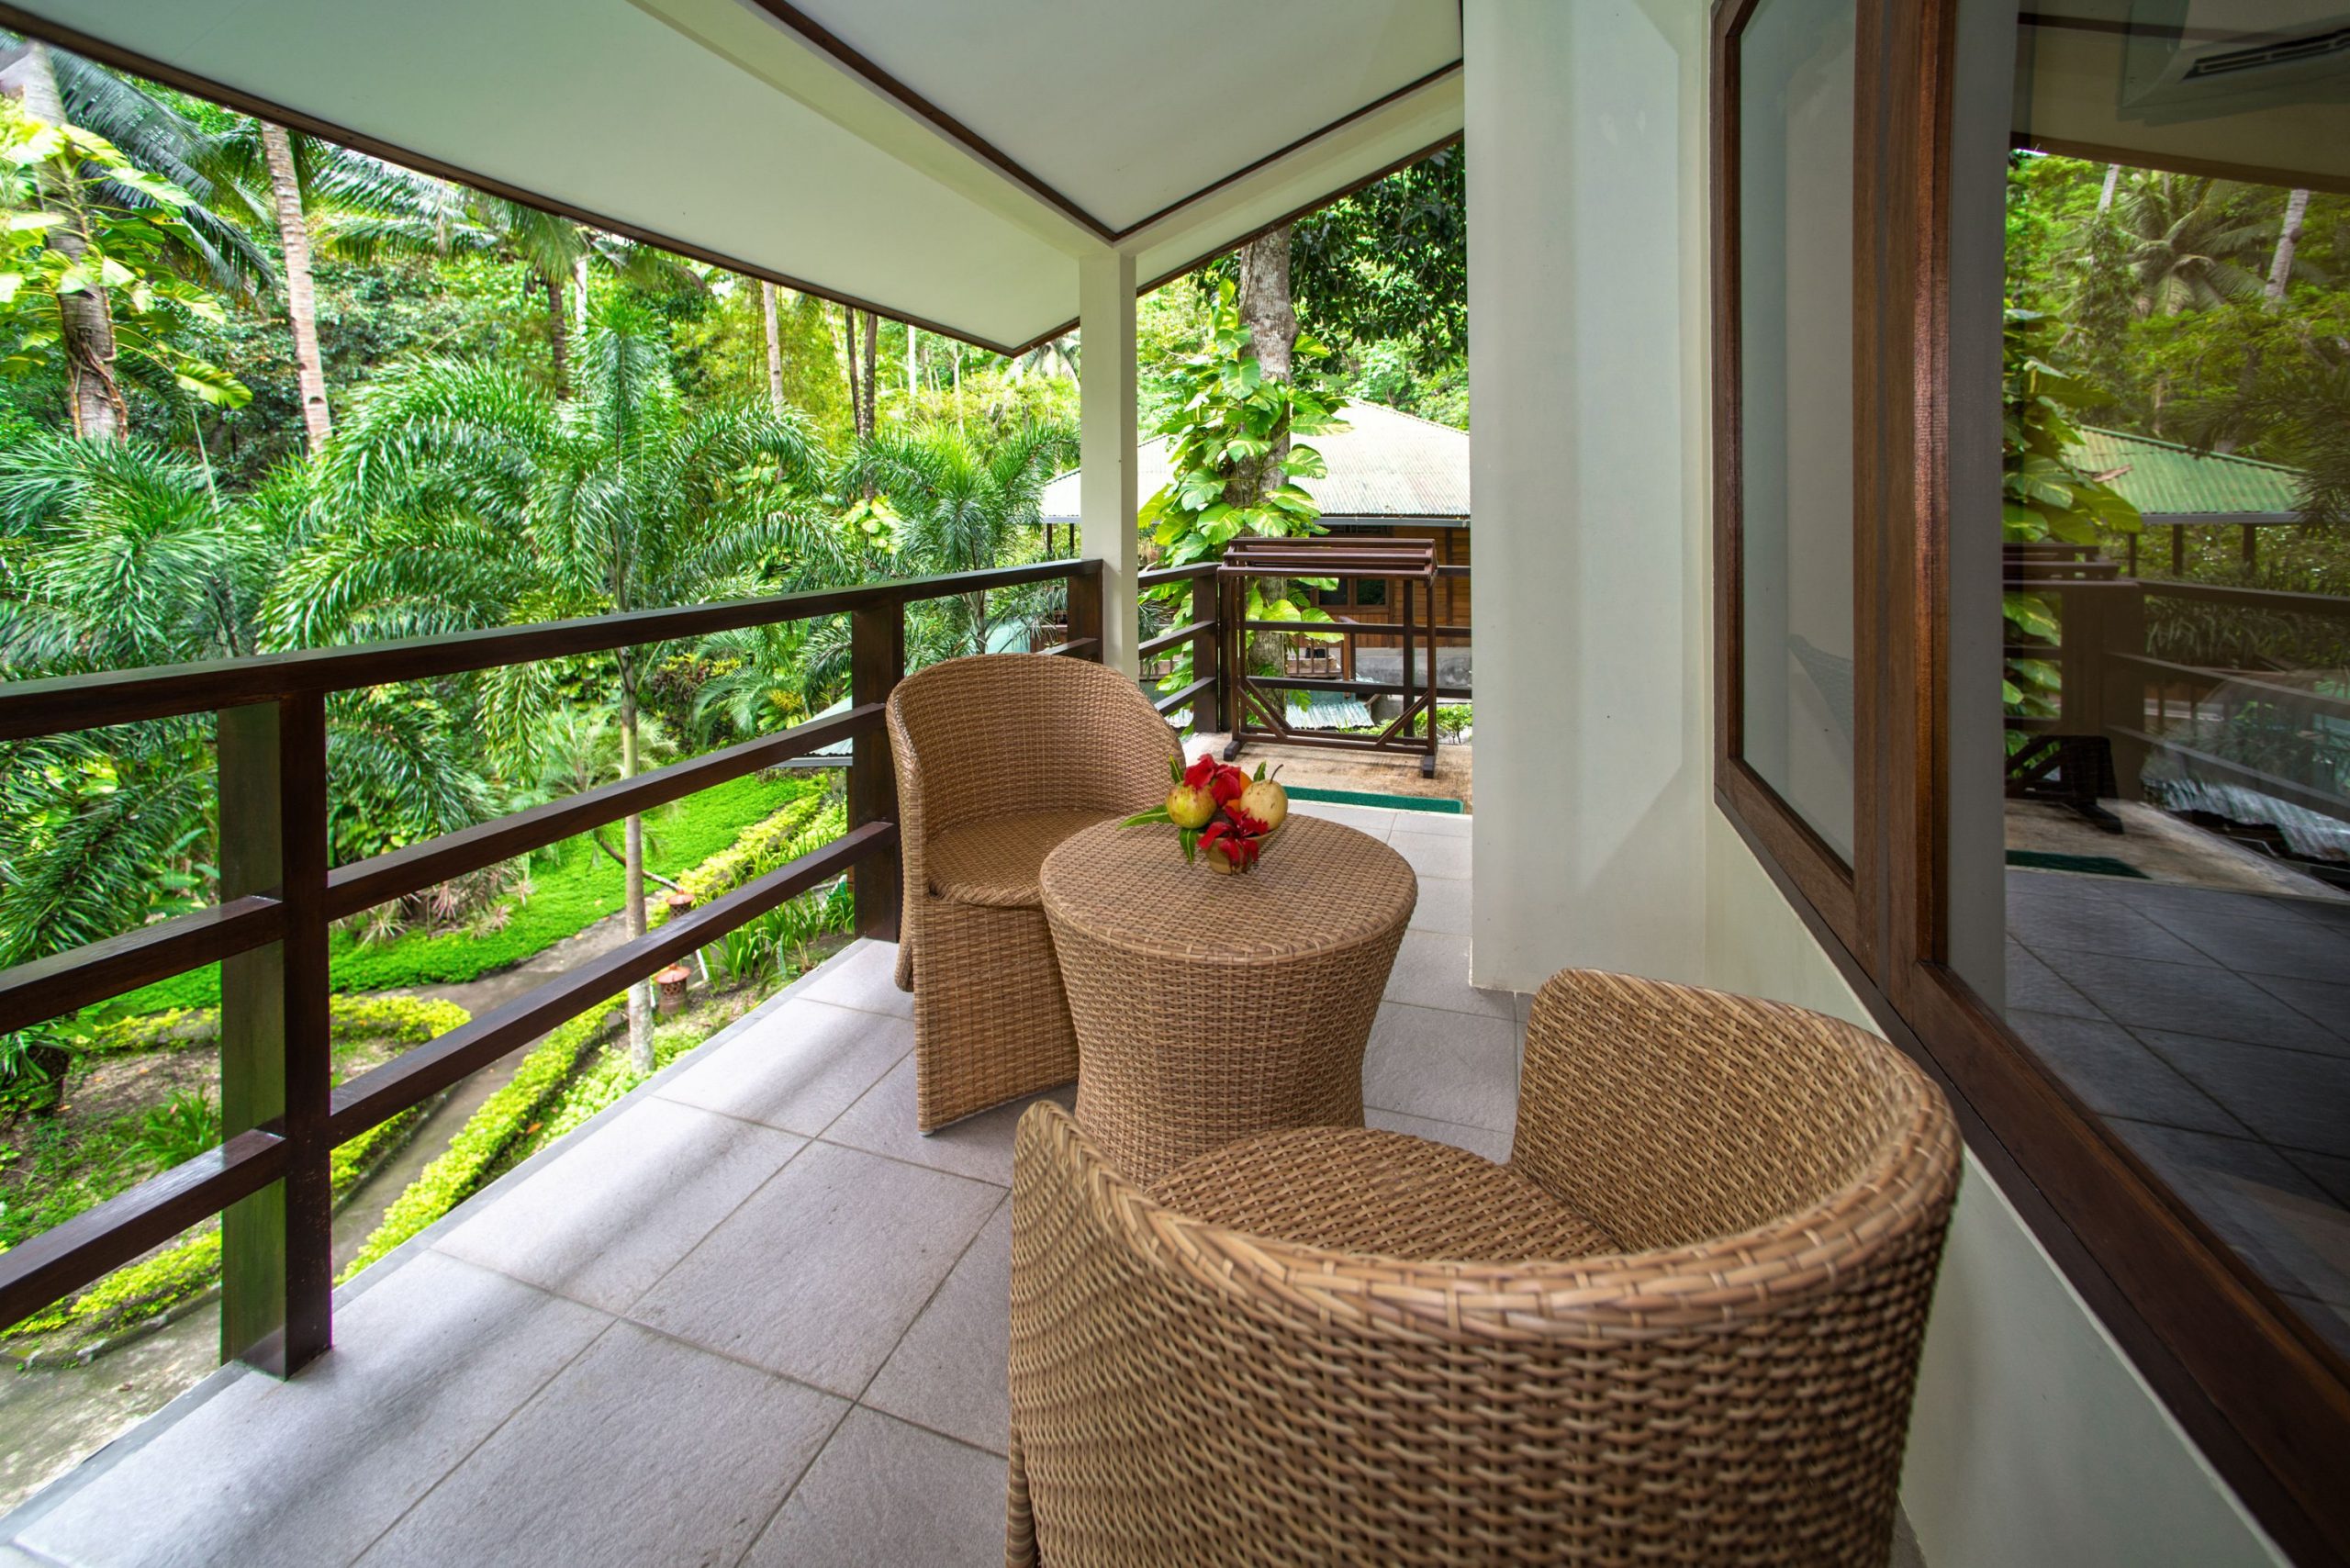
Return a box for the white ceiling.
[6,0,1463,351]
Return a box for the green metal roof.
[2065,427,2304,522]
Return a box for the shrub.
[338,998,622,1281]
[88,993,471,1056]
[5,1231,223,1343]
[650,791,838,927]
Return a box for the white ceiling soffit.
[0,0,1462,352]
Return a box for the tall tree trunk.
[616,653,654,1074]
[574,252,590,336]
[2097,162,2121,214]
[952,343,964,435]
[1228,226,1299,507]
[840,305,862,432]
[14,44,124,442]
[906,324,919,401]
[761,280,787,413]
[2266,188,2310,308]
[860,310,879,437]
[260,122,332,455]
[544,274,569,398]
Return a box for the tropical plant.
[2001,308,2142,742]
[0,426,491,962]
[0,85,251,436]
[136,1088,221,1168]
[843,419,1075,659]
[276,305,834,1068]
[1141,279,1347,695]
[323,180,702,395]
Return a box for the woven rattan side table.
[1039,812,1416,1184]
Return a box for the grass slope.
[105,774,822,1016]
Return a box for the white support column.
[1078,250,1140,678]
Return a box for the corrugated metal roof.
[2066,427,2304,521]
[1041,399,1469,524]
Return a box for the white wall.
[1465,3,2288,1562]
[1466,0,1713,995]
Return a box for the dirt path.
[0,912,644,1515]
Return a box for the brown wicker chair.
[887,653,1181,1131]
[1007,968,1963,1566]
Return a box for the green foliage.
[841,420,1076,660]
[2002,308,2142,737]
[106,771,817,1013]
[340,997,621,1280]
[0,95,251,410]
[1143,283,1346,568]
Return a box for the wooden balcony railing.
[0,558,1103,1374]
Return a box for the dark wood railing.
[1136,559,1223,729]
[0,558,1103,1373]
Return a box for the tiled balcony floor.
[0,801,1506,1568]
[2005,868,2350,1357]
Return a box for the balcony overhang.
[0,0,1463,353]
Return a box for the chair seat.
[926,809,1120,909]
[1147,1126,1617,1263]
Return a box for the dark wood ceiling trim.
[998,130,1467,360]
[744,1,1460,245]
[1108,60,1463,241]
[0,2,1034,354]
[739,0,1117,242]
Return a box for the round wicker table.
[1039,812,1416,1184]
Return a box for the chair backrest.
[1511,969,1942,1252]
[887,654,1176,838]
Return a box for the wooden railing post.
[218,694,333,1375]
[1066,563,1103,664]
[2102,580,2148,800]
[849,601,904,942]
[1191,566,1222,733]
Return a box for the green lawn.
[104,773,823,1017]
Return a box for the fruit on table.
[1165,782,1216,829]
[1238,778,1288,834]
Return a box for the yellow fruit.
[1238,778,1288,833]
[1166,783,1216,829]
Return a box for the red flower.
[1218,833,1248,866]
[1183,755,1216,789]
[1225,804,1267,835]
[1209,765,1248,805]
[1199,820,1228,853]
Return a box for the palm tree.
[0,431,487,971]
[26,42,433,453]
[276,306,834,1068]
[2111,173,2276,318]
[841,420,1076,660]
[323,182,701,396]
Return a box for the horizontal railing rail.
[0,558,1105,1359]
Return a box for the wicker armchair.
[887,654,1181,1131]
[1007,968,1962,1566]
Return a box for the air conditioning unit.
[2121,0,2350,119]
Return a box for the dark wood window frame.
[1710,0,2350,1561]
[1709,0,1882,976]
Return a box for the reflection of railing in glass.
[2003,543,2350,882]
